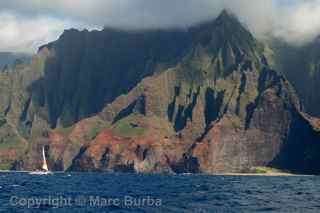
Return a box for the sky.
[0,0,320,53]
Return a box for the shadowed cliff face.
[27,10,262,129]
[34,29,193,128]
[273,39,320,117]
[1,11,320,174]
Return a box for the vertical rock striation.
[0,11,319,174]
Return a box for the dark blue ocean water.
[0,172,319,213]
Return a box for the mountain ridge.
[0,11,320,174]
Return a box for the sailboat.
[29,146,53,175]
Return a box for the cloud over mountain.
[1,0,320,52]
[0,12,74,52]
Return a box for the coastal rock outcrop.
[1,11,320,174]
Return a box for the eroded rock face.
[193,86,293,173]
[1,11,320,174]
[42,55,318,174]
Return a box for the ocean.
[0,172,319,213]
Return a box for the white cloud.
[1,0,320,52]
[0,11,100,53]
[0,13,79,53]
[0,13,62,52]
[273,0,320,44]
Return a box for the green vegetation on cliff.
[0,10,319,175]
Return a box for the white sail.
[29,146,52,175]
[41,146,49,172]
